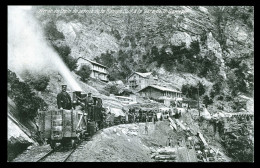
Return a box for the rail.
[36,135,92,162]
[36,148,59,162]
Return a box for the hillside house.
[127,72,158,90]
[138,85,183,106]
[76,57,108,82]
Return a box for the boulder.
[8,117,36,161]
[246,99,254,113]
[170,31,192,48]
[154,155,176,160]
[198,7,209,14]
[201,107,211,120]
[206,32,222,58]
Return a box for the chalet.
[76,57,108,82]
[127,72,158,90]
[138,85,182,107]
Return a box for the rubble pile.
[150,147,177,162]
[168,111,232,162]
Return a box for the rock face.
[206,32,223,59]
[56,20,119,59]
[8,116,36,161]
[170,31,192,48]
[34,7,253,90]
[8,97,37,161]
[8,117,34,144]
[246,99,254,113]
[205,32,226,79]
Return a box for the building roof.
[109,107,126,117]
[127,72,152,80]
[135,72,152,78]
[114,96,133,100]
[138,85,182,94]
[77,57,107,68]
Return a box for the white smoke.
[8,6,82,91]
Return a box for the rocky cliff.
[33,6,253,91]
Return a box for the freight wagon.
[37,91,104,149]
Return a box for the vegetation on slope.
[8,70,48,121]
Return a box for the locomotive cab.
[38,91,105,149]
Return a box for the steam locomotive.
[37,91,105,149]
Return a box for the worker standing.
[166,136,172,147]
[77,93,94,119]
[145,122,148,134]
[57,85,72,110]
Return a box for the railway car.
[38,108,84,149]
[38,91,104,149]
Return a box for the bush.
[76,64,92,82]
[99,89,110,96]
[203,95,213,106]
[136,67,147,73]
[111,29,121,40]
[22,71,50,91]
[104,84,119,95]
[217,95,224,101]
[44,21,65,41]
[181,82,205,100]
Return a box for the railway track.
[36,136,92,162]
[36,148,59,162]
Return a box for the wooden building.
[138,85,182,106]
[76,57,108,82]
[127,72,158,90]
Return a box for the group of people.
[127,109,158,124]
[56,84,95,114]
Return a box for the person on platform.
[77,93,94,118]
[57,85,72,110]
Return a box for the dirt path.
[67,122,161,162]
[12,119,231,162]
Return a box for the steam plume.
[8,6,82,91]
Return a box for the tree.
[44,21,65,41]
[95,51,116,68]
[21,70,50,92]
[181,82,205,100]
[52,45,77,71]
[181,84,190,97]
[104,84,119,95]
[150,46,160,63]
[203,95,213,107]
[76,65,92,82]
[197,82,205,96]
[136,65,147,73]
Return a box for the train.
[37,91,106,149]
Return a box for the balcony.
[92,65,107,74]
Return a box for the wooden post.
[198,84,200,116]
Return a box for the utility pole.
[198,83,200,117]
